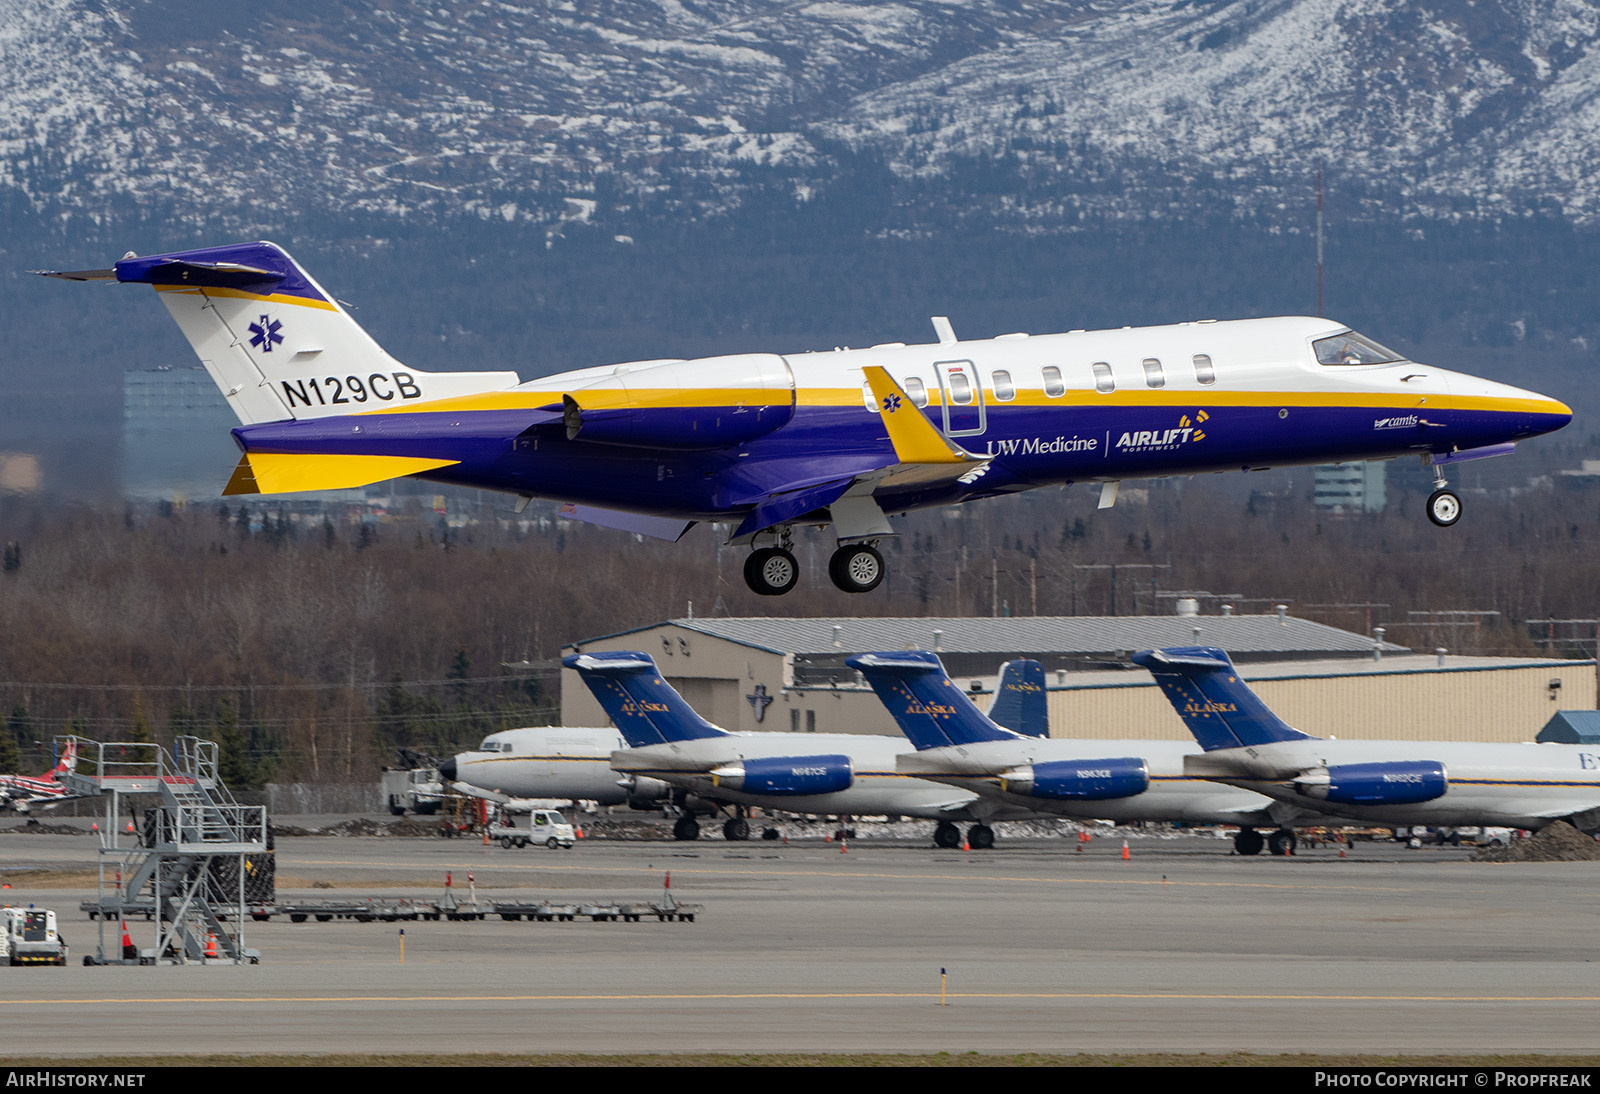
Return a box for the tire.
[1267,829,1296,856]
[743,548,799,596]
[968,824,995,850]
[723,817,751,841]
[673,816,701,841]
[499,837,513,849]
[933,821,961,849]
[546,837,559,849]
[1234,828,1265,856]
[389,797,405,817]
[828,544,885,594]
[1427,489,1461,527]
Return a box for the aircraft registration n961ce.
[44,241,1572,595]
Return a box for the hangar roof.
[574,614,1406,662]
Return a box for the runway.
[1,826,1596,1058]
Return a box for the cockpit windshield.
[1313,330,1404,366]
[479,738,507,752]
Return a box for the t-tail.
[563,652,729,748]
[53,740,77,778]
[41,241,519,493]
[848,651,1021,750]
[1131,647,1314,751]
[988,659,1048,738]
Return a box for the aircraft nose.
[438,757,457,781]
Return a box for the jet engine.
[709,755,854,796]
[998,757,1149,801]
[562,353,795,450]
[1293,761,1447,805]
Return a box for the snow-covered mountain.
[5,0,1600,231]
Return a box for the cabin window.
[1041,366,1065,398]
[946,370,974,405]
[862,380,877,411]
[1142,357,1165,388]
[1091,362,1114,394]
[991,370,1015,402]
[903,376,929,408]
[1192,353,1216,385]
[1313,330,1402,366]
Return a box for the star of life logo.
[248,314,283,353]
[1116,410,1209,453]
[882,393,902,413]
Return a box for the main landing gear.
[1233,827,1297,856]
[932,820,995,850]
[742,536,887,596]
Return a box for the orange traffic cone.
[962,839,970,852]
[120,921,136,961]
[1121,841,1130,860]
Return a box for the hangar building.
[561,613,1596,745]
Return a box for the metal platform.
[61,735,267,965]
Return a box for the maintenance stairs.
[62,735,267,965]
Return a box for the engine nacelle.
[1294,761,1448,805]
[999,757,1149,801]
[563,353,795,450]
[618,775,672,809]
[710,755,853,797]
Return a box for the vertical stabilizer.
[988,659,1048,738]
[564,652,729,748]
[1131,647,1314,751]
[848,651,1021,750]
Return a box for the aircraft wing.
[732,367,989,541]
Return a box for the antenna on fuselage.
[931,316,957,345]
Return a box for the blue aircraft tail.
[988,659,1048,738]
[848,651,1019,750]
[563,652,729,747]
[1130,647,1314,751]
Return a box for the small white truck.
[381,765,446,816]
[1,907,68,966]
[488,808,577,850]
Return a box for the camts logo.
[1373,415,1419,430]
[1116,411,1208,453]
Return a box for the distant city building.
[1313,461,1387,513]
[122,367,239,501]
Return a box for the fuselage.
[235,315,1573,522]
[611,733,1019,821]
[444,726,628,805]
[1187,738,1600,831]
[898,738,1278,826]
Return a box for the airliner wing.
[731,367,990,541]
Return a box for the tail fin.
[43,241,518,426]
[563,652,729,748]
[1131,647,1314,751]
[987,659,1048,738]
[847,651,1020,750]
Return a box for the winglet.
[862,366,982,466]
[1132,646,1314,752]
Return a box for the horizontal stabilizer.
[223,452,460,496]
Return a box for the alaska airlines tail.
[563,652,729,748]
[988,659,1048,738]
[848,651,1020,750]
[54,740,77,777]
[1131,647,1314,751]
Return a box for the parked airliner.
[851,652,1292,854]
[45,242,1571,595]
[565,651,1041,845]
[1137,647,1600,837]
